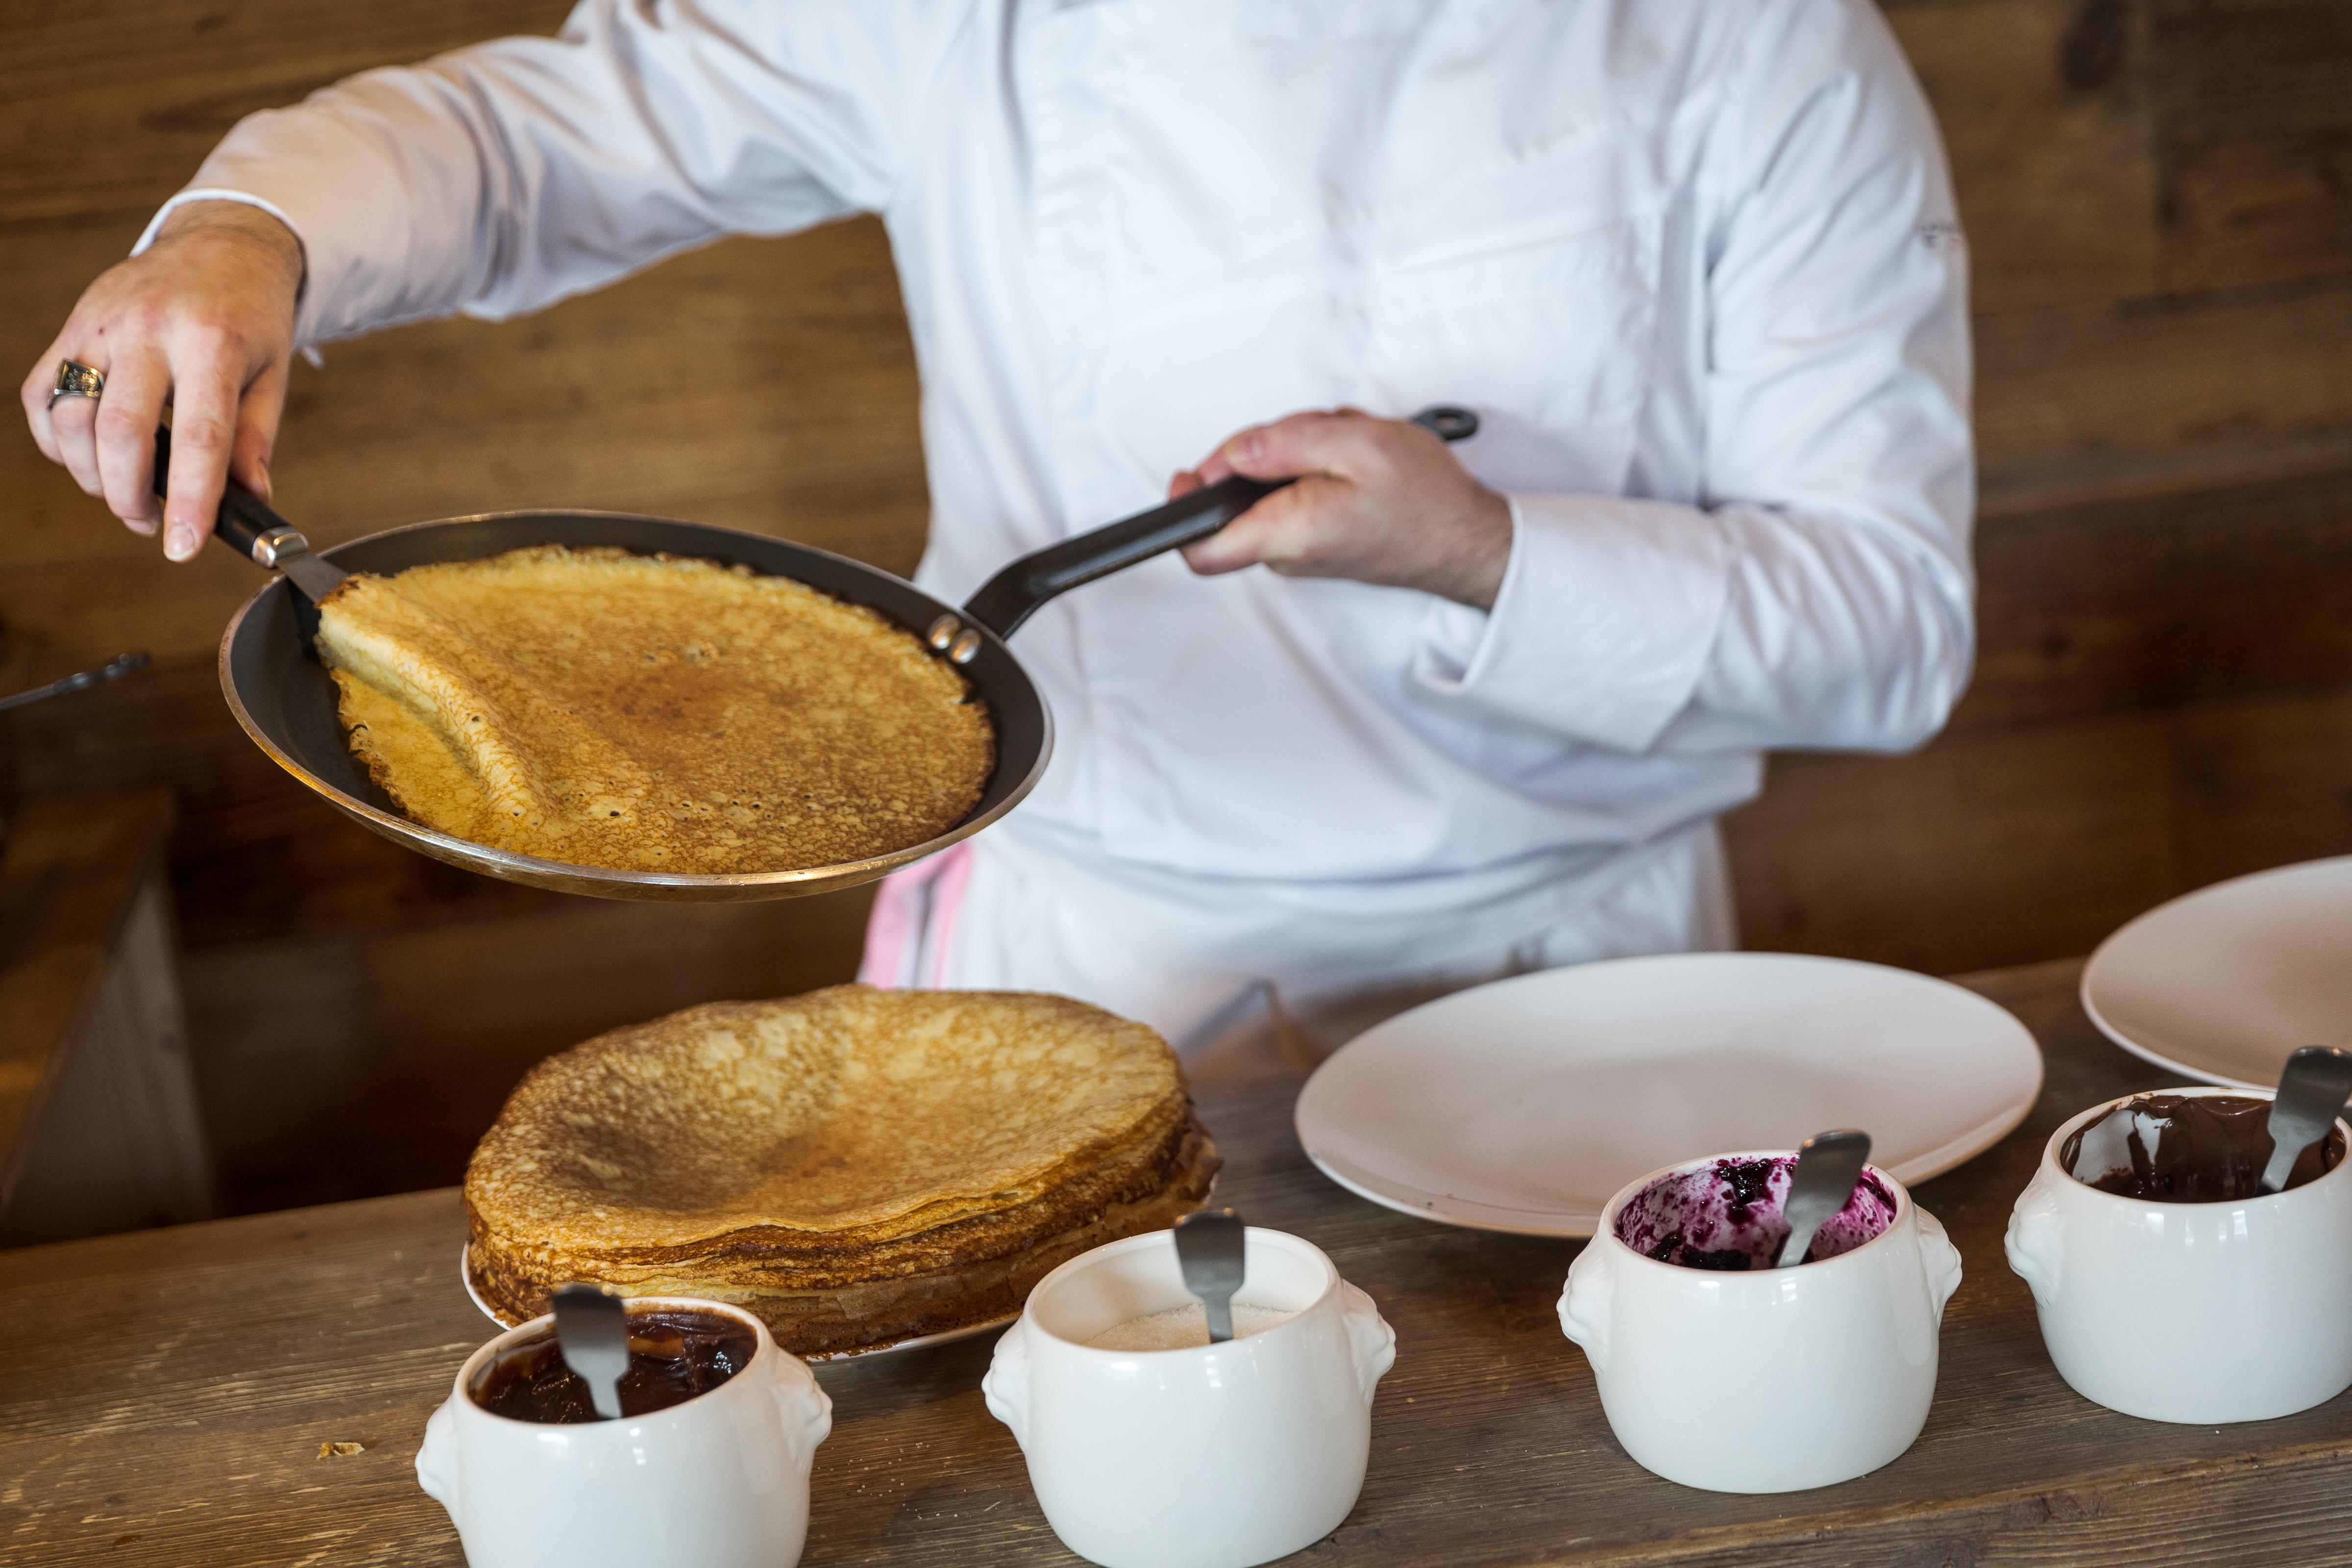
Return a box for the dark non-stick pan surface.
[220,511,1053,901]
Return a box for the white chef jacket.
[145,0,1972,1060]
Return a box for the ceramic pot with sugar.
[982,1226,1395,1568]
[2005,1084,2352,1423]
[1558,1152,1962,1493]
[416,1296,831,1568]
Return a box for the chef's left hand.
[1170,408,1512,610]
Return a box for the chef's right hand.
[20,200,303,561]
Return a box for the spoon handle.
[2261,1047,2352,1194]
[552,1282,629,1421]
[1174,1209,1248,1346]
[2260,1127,2303,1198]
[1776,1129,1873,1269]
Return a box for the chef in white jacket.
[23,0,1972,1078]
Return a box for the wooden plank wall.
[1738,0,2352,970]
[3,0,2348,1210]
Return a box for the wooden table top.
[7,956,2348,1568]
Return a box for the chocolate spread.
[2061,1093,2345,1202]
[470,1307,759,1423]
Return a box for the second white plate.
[2082,856,2352,1088]
[1295,952,2043,1237]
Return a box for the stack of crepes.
[465,986,1219,1356]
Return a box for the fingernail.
[125,515,158,538]
[165,524,196,561]
[254,464,272,503]
[1235,433,1264,463]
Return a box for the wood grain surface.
[5,959,2345,1568]
[5,0,2352,1210]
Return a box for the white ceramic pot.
[1558,1152,1962,1494]
[982,1226,1395,1568]
[2005,1085,2352,1423]
[416,1297,832,1568]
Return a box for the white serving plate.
[1295,952,2042,1237]
[2082,856,2352,1089]
[461,1245,1010,1362]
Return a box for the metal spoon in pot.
[552,1282,629,1420]
[1174,1209,1247,1344]
[1776,1129,1873,1269]
[2259,1047,2352,1195]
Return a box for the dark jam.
[2062,1094,2346,1202]
[1644,1235,1756,1271]
[1642,1157,1786,1269]
[1616,1155,1900,1272]
[1717,1157,1777,1223]
[470,1308,759,1424]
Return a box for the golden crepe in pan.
[464,986,1221,1356]
[313,544,994,874]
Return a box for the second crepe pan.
[174,407,1476,902]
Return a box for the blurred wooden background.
[3,0,2349,1212]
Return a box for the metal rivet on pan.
[927,614,961,651]
[949,629,982,664]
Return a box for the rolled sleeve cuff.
[132,189,306,259]
[1414,492,1730,753]
[133,103,414,350]
[132,187,324,345]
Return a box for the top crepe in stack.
[313,544,995,875]
[465,986,1220,1356]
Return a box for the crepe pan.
[165,406,1477,902]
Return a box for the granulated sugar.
[1083,1303,1297,1352]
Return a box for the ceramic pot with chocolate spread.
[1558,1152,1962,1493]
[416,1297,832,1568]
[2006,1085,2352,1423]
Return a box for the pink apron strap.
[857,841,977,990]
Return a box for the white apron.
[859,817,1735,1083]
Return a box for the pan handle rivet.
[927,614,961,651]
[948,629,982,664]
[252,524,311,570]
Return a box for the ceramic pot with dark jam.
[2007,1085,2352,1423]
[1558,1150,1963,1494]
[416,1297,831,1568]
[469,1306,761,1423]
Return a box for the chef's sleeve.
[1416,0,1974,758]
[133,0,963,349]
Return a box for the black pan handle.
[150,425,314,569]
[960,404,1479,640]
